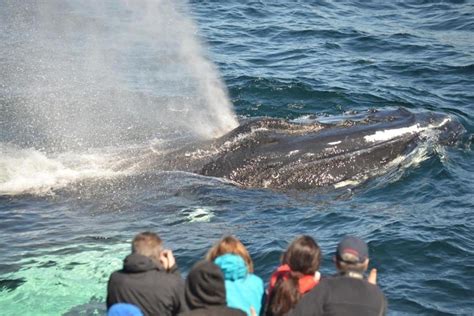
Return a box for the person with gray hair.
[288,236,387,316]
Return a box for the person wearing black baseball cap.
[288,236,387,316]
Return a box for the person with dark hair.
[107,232,187,316]
[265,235,322,316]
[179,260,246,316]
[288,236,387,316]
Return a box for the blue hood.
[214,254,248,281]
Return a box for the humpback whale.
[157,108,465,190]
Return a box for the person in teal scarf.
[207,236,264,316]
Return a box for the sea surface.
[1,0,473,315]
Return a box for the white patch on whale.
[334,179,361,188]
[364,118,451,143]
[328,141,341,145]
[364,124,422,142]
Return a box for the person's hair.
[205,236,254,273]
[267,235,321,316]
[132,232,163,265]
[336,259,367,273]
[282,235,321,275]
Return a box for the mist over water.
[0,0,238,195]
[1,0,237,152]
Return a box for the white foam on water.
[290,115,316,124]
[333,137,436,189]
[434,145,448,163]
[0,145,134,196]
[185,207,214,222]
[379,123,439,174]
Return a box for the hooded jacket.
[214,254,265,316]
[107,253,186,316]
[179,260,246,316]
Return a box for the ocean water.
[1,0,473,315]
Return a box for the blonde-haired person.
[206,236,264,316]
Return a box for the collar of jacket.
[123,253,160,273]
[338,271,364,279]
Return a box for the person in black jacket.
[288,236,387,316]
[179,260,246,316]
[107,232,187,316]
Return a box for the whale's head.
[197,108,467,190]
[413,111,466,146]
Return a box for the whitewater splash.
[0,0,239,195]
[0,144,137,196]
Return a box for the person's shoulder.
[324,275,386,298]
[107,269,127,282]
[366,281,386,297]
[246,273,264,286]
[301,275,331,298]
[312,275,332,288]
[324,274,378,287]
[229,307,247,316]
[229,272,264,295]
[131,267,183,290]
[218,306,247,316]
[178,306,246,316]
[157,269,184,284]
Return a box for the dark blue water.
[1,1,473,315]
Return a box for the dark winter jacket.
[179,260,246,316]
[107,253,187,316]
[288,273,387,316]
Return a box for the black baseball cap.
[336,236,369,263]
